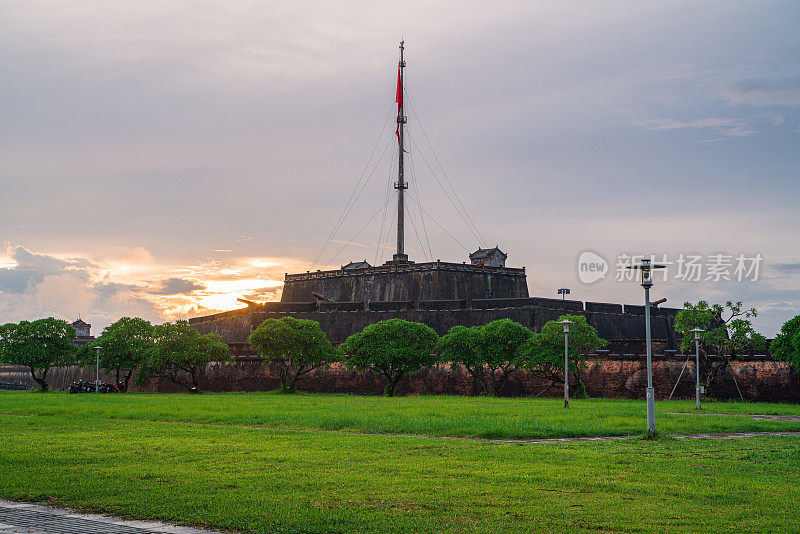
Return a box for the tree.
[437,319,533,396]
[88,317,153,391]
[771,315,800,372]
[674,301,768,391]
[137,320,231,392]
[248,317,338,393]
[518,314,607,398]
[0,318,77,392]
[341,319,438,396]
[437,325,484,391]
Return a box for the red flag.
[395,66,403,110]
[395,66,405,149]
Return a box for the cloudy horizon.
[1,1,798,336]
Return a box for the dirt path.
[664,412,800,422]
[389,430,800,445]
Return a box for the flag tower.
[393,40,409,263]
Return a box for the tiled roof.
[343,260,372,270]
[469,247,506,259]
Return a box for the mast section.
[393,40,409,263]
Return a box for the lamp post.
[94,345,102,394]
[557,288,570,300]
[689,328,705,410]
[626,258,666,436]
[558,319,574,408]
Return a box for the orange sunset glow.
[0,244,323,328]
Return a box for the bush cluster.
[6,306,795,397]
[0,317,229,392]
[250,315,605,397]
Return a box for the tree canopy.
[674,300,768,391]
[88,317,153,391]
[248,317,338,393]
[137,320,231,392]
[438,319,532,396]
[771,314,800,372]
[518,314,606,397]
[341,319,438,396]
[0,318,77,391]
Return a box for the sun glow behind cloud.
[0,244,313,330]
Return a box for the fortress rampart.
[280,261,528,303]
[189,296,683,353]
[4,356,796,402]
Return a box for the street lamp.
[689,328,705,410]
[558,319,574,408]
[557,288,571,300]
[626,258,666,435]
[94,345,102,394]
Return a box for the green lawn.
[1,393,799,532]
[1,391,797,439]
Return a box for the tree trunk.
[496,369,510,397]
[703,357,728,393]
[465,365,489,396]
[277,365,294,393]
[122,370,133,392]
[571,368,588,399]
[384,373,403,396]
[486,367,499,396]
[29,367,48,392]
[189,368,201,392]
[284,373,298,394]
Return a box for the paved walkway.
[0,501,230,534]
[401,430,800,445]
[664,412,800,422]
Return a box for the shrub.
[438,319,532,396]
[518,314,606,398]
[341,319,438,396]
[0,318,77,392]
[248,317,338,393]
[771,315,800,372]
[137,320,230,392]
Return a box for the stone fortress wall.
[189,296,683,354]
[280,261,529,303]
[3,356,796,402]
[3,297,794,401]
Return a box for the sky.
[1,1,798,336]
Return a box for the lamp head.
[625,258,666,288]
[557,318,574,333]
[689,328,705,341]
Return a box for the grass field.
[1,392,799,532]
[1,392,799,439]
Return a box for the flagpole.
[393,40,409,263]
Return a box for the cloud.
[0,246,160,328]
[769,263,800,275]
[726,78,800,107]
[0,245,94,294]
[0,1,797,336]
[0,244,306,331]
[147,277,206,295]
[634,117,760,139]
